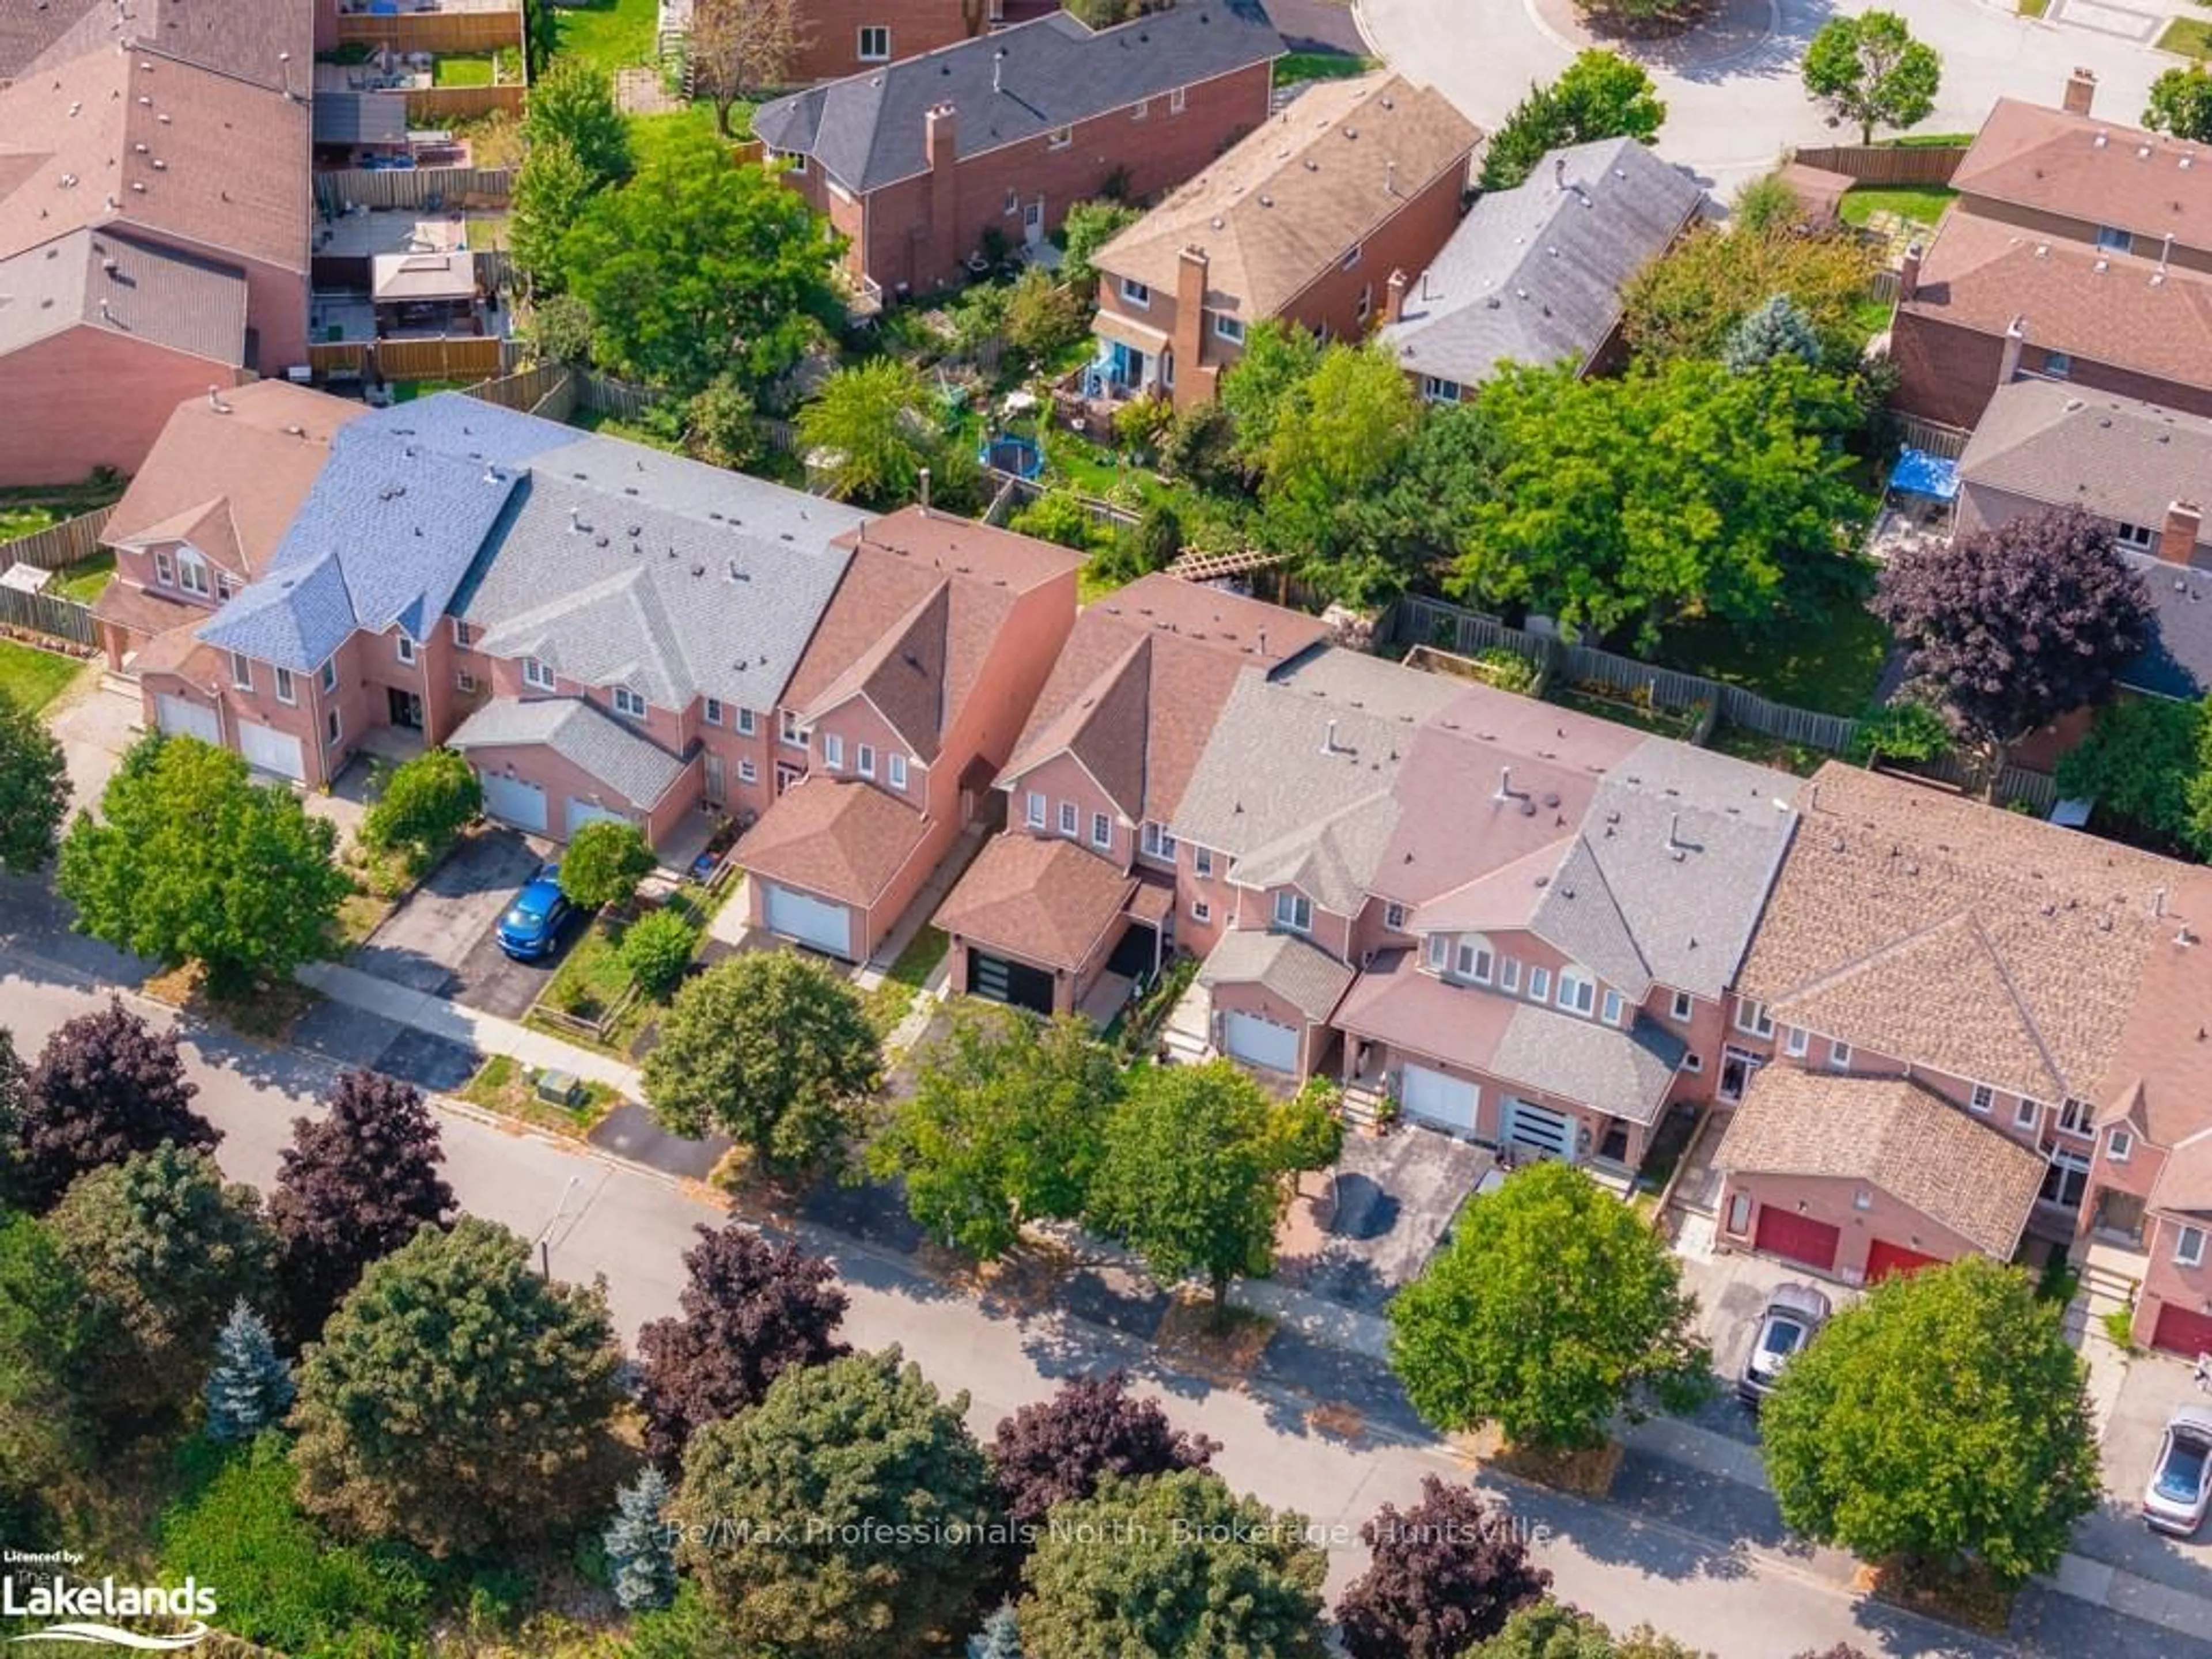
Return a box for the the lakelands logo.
[2,1551,214,1650]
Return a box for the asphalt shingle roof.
[0,228,245,364]
[1198,928,1354,1022]
[753,2,1281,194]
[936,832,1137,968]
[1490,1003,1686,1127]
[446,697,686,809]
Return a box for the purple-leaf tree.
[989,1372,1219,1532]
[1336,1476,1552,1659]
[1872,506,2153,790]
[14,998,217,1211]
[635,1222,850,1465]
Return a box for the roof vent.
[2094,131,2108,147]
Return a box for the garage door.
[2152,1302,2212,1359]
[969,950,1055,1015]
[479,771,548,834]
[1755,1206,1842,1272]
[236,718,304,781]
[1400,1064,1478,1135]
[1223,1011,1298,1073]
[764,883,853,959]
[565,797,632,839]
[155,692,219,744]
[1866,1238,1941,1284]
[1502,1098,1575,1162]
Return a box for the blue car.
[496,864,571,961]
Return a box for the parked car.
[496,863,571,961]
[1738,1283,1834,1405]
[2143,1406,2212,1536]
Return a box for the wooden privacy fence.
[574,370,668,423]
[0,506,113,574]
[309,336,518,381]
[1891,412,1971,459]
[1390,595,1552,671]
[315,165,514,212]
[465,361,567,414]
[0,586,97,647]
[335,10,527,54]
[1790,143,1968,187]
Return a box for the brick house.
[934,574,1329,1017]
[1379,137,1705,404]
[1892,74,2212,431]
[662,0,994,85]
[753,1,1280,300]
[1085,72,1476,408]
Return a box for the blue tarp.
[1890,448,1960,501]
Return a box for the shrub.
[359,748,480,865]
[621,908,700,999]
[1474,648,1541,695]
[1003,267,1090,362]
[1010,488,1099,553]
[560,819,655,911]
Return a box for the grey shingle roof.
[1381,137,1704,389]
[1957,380,2212,534]
[1491,1003,1686,1127]
[447,696,686,809]
[2128,552,2212,700]
[312,91,408,148]
[753,2,1281,195]
[1199,927,1355,1022]
[0,228,245,365]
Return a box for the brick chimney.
[1898,241,1922,303]
[1171,244,1210,409]
[1999,315,2028,385]
[2161,500,2202,565]
[1384,267,1409,325]
[2063,67,2097,118]
[923,103,960,290]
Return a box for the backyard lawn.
[628,100,745,167]
[51,551,115,603]
[552,0,658,71]
[2159,17,2212,57]
[433,53,496,88]
[1660,605,1892,718]
[0,638,88,712]
[1838,184,1956,232]
[0,506,59,542]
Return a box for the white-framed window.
[1784,1026,1809,1058]
[1132,98,1149,120]
[1733,998,1774,1039]
[1601,988,1624,1026]
[1384,901,1406,931]
[1121,277,1152,309]
[2017,1097,2043,1131]
[1141,821,1177,861]
[1556,967,1595,1017]
[396,634,416,665]
[274,666,296,706]
[704,698,724,727]
[1169,86,1187,114]
[229,650,252,691]
[2096,224,2131,253]
[324,707,342,747]
[1828,1040,1853,1070]
[1726,1191,1752,1235]
[1969,1083,1995,1114]
[780,708,806,748]
[1027,791,1047,829]
[1214,313,1245,344]
[2043,350,2073,380]
[1527,965,1551,1003]
[888,753,908,789]
[1420,376,1461,405]
[1682,1051,1703,1074]
[824,733,845,770]
[452,618,472,649]
[1355,283,1374,323]
[1500,957,1521,994]
[154,550,175,587]
[1059,801,1078,836]
[1671,990,1693,1022]
[2115,522,2157,552]
[857,24,890,60]
[320,658,338,693]
[524,657,555,692]
[2059,1096,2095,1136]
[1454,939,1494,984]
[1192,898,1211,923]
[1047,126,1072,150]
[1090,812,1111,850]
[177,551,210,597]
[1426,933,1449,971]
[774,147,808,176]
[2108,1126,2133,1162]
[1194,846,1213,877]
[738,757,758,785]
[857,743,875,779]
[457,670,477,694]
[612,685,647,719]
[2179,1224,2207,1267]
[1342,243,1363,272]
[737,706,757,736]
[1274,890,1312,934]
[217,574,235,602]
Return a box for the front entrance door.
[703,752,725,806]
[387,686,424,729]
[1719,1046,1764,1104]
[775,762,804,796]
[1022,195,1044,249]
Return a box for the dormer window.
[524,657,555,692]
[888,752,908,789]
[824,733,844,770]
[1272,890,1312,934]
[154,550,175,588]
[1453,938,1494,986]
[1426,933,1448,971]
[612,685,647,719]
[176,550,210,597]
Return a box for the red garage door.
[1755,1206,1841,1272]
[1865,1240,1941,1283]
[2152,1302,2212,1359]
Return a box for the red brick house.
[753,1,1280,301]
[1086,72,1477,408]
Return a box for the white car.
[1738,1283,1833,1405]
[2143,1406,2212,1536]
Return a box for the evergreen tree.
[969,1603,1023,1659]
[204,1300,296,1442]
[1722,294,1823,374]
[604,1467,678,1613]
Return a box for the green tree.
[290,1217,623,1556]
[1762,1257,2099,1586]
[1256,343,1423,605]
[1388,1161,1708,1452]
[1009,487,1099,554]
[1059,198,1143,285]
[1731,172,1807,236]
[2056,694,2211,857]
[1468,1604,1714,1659]
[1451,358,1870,651]
[1265,1079,1346,1188]
[1845,696,1952,767]
[798,358,944,507]
[620,907,700,999]
[57,733,349,998]
[359,747,480,868]
[673,1348,997,1657]
[204,1300,295,1442]
[1221,320,1323,470]
[1479,50,1668,191]
[0,1211,93,1537]
[643,951,882,1175]
[523,57,631,188]
[512,133,597,293]
[869,1007,1120,1260]
[1801,12,1942,144]
[1621,222,1880,369]
[1721,294,1823,373]
[0,688,67,874]
[1086,1060,1286,1315]
[1018,1469,1328,1659]
[561,126,842,396]
[1003,266,1092,361]
[1348,398,1503,588]
[560,818,654,911]
[683,376,761,470]
[48,1144,276,1421]
[527,291,597,365]
[2146,64,2212,142]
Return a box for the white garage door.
[236,718,304,781]
[479,771,548,834]
[155,692,219,744]
[1222,1010,1299,1073]
[1400,1063,1479,1135]
[764,883,853,959]
[1502,1098,1575,1162]
[566,797,631,839]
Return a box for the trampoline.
[980,433,1043,479]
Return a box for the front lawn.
[551,0,658,72]
[863,924,949,1039]
[459,1053,620,1138]
[1658,604,1891,718]
[1275,52,1380,86]
[1838,184,1957,232]
[2163,18,2212,58]
[0,638,88,711]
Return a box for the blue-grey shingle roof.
[753,2,1281,195]
[2123,551,2212,700]
[446,697,686,808]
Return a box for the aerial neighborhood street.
[6,0,2212,1656]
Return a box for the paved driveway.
[350,828,570,1020]
[1671,1212,1859,1439]
[2077,1350,2212,1590]
[1277,1124,1493,1312]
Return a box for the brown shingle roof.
[1899,209,2212,391]
[2150,1128,2212,1217]
[1093,73,1479,320]
[935,832,1136,969]
[0,226,244,363]
[2,0,310,93]
[737,776,927,907]
[1950,99,2212,253]
[1716,1065,2046,1259]
[1739,764,2192,1104]
[2096,883,2212,1152]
